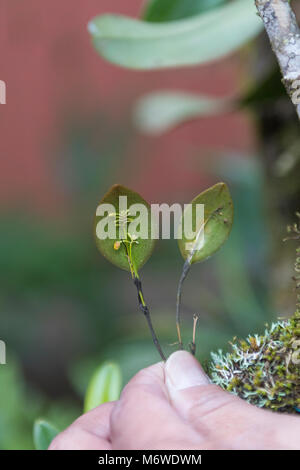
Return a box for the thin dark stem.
[176,260,191,349]
[133,276,166,361]
[175,205,224,350]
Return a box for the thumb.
[165,351,240,424]
[164,352,300,450]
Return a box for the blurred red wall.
[0,0,254,213]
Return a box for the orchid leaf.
[94,185,156,272]
[33,420,59,450]
[178,182,234,264]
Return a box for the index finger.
[110,362,199,450]
[49,402,115,450]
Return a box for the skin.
[49,351,300,450]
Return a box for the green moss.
[210,311,300,413]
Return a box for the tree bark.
[255,0,300,119]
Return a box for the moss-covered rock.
[210,311,300,413]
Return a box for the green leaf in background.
[88,0,262,70]
[134,91,230,135]
[94,184,156,272]
[84,362,122,413]
[143,0,226,23]
[178,182,234,264]
[33,420,59,450]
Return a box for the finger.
[165,351,265,445]
[49,402,115,450]
[166,352,300,450]
[110,362,199,450]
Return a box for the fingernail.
[165,351,210,391]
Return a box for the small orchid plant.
[94,182,234,360]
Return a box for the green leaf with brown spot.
[94,185,156,272]
[178,182,233,264]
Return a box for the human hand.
[49,351,300,450]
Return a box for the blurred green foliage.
[33,420,59,450]
[0,358,79,449]
[84,362,122,413]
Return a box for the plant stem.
[176,260,191,349]
[133,276,166,361]
[190,314,199,356]
[175,206,223,349]
[116,218,166,360]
